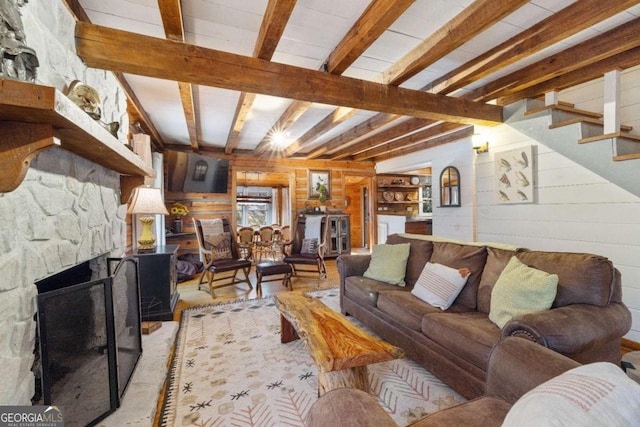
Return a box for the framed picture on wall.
[494,145,534,204]
[309,170,331,200]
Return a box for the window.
[419,184,432,215]
[236,186,273,227]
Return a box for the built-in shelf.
[0,78,154,192]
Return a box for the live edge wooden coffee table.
[274,292,404,396]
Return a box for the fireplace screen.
[36,256,142,426]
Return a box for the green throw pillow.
[489,256,559,328]
[363,243,411,286]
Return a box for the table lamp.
[127,186,169,252]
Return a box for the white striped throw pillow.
[411,262,470,310]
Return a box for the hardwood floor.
[172,258,340,321]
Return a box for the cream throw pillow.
[503,362,640,427]
[363,243,411,286]
[411,262,470,310]
[489,256,558,328]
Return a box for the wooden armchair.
[193,218,253,298]
[283,216,327,280]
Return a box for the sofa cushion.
[364,243,411,286]
[430,242,488,309]
[421,312,501,370]
[412,262,470,310]
[516,251,615,307]
[386,234,434,288]
[376,290,463,331]
[344,276,404,307]
[489,256,559,329]
[477,247,520,314]
[502,362,640,427]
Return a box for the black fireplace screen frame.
[36,256,142,426]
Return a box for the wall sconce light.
[127,186,169,252]
[473,141,489,154]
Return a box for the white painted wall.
[377,139,475,242]
[377,66,640,343]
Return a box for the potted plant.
[170,202,189,233]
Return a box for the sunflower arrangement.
[170,202,189,218]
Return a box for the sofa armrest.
[337,254,371,290]
[501,303,631,356]
[487,337,580,404]
[306,388,395,427]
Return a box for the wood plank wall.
[162,154,375,254]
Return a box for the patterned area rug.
[160,288,465,426]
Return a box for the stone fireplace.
[0,0,131,405]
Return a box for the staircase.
[505,99,640,198]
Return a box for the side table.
[132,244,180,321]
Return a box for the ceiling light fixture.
[269,128,290,150]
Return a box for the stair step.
[525,103,602,119]
[614,152,640,161]
[579,132,640,144]
[549,117,633,132]
[532,96,575,108]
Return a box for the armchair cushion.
[204,231,233,260]
[364,243,411,286]
[301,238,318,254]
[489,256,558,328]
[502,362,640,427]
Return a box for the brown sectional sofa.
[337,233,632,399]
[306,336,581,427]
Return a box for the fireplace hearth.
[34,255,142,426]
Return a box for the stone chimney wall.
[0,1,130,404]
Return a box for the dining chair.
[193,217,253,298]
[255,226,277,262]
[237,226,255,261]
[275,225,292,260]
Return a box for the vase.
[172,218,183,233]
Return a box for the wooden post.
[603,69,621,134]
[544,91,558,106]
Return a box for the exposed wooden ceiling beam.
[381,0,528,85]
[75,22,503,125]
[225,0,297,154]
[158,0,200,152]
[372,126,474,162]
[258,0,414,157]
[497,47,640,106]
[253,99,312,155]
[326,0,415,75]
[305,113,400,159]
[330,117,435,160]
[354,122,467,161]
[467,17,640,103]
[426,0,640,95]
[301,0,520,160]
[283,106,358,157]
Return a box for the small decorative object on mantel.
[170,202,189,233]
[0,0,39,82]
[66,80,102,120]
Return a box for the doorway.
[344,175,373,252]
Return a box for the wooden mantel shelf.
[0,78,154,192]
